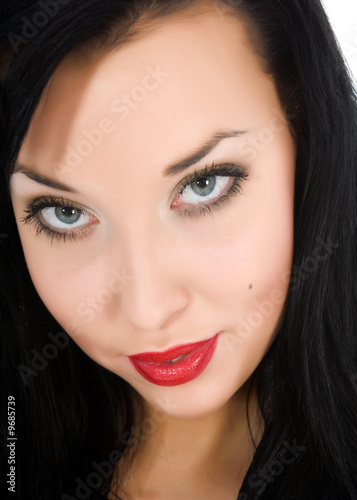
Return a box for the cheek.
[191,229,292,360]
[185,149,294,349]
[183,182,293,310]
[12,128,294,372]
[29,265,121,361]
[15,228,111,348]
[201,211,293,392]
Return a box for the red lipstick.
[129,333,219,386]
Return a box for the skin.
[10,2,295,498]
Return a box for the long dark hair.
[1,1,357,499]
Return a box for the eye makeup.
[171,161,248,217]
[19,161,249,243]
[21,195,98,244]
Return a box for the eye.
[40,206,91,230]
[21,195,98,243]
[171,162,248,217]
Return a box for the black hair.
[1,1,357,499]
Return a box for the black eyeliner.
[21,195,92,244]
[175,161,248,217]
[20,161,249,243]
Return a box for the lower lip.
[129,334,219,386]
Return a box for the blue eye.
[41,206,90,229]
[21,195,97,243]
[20,162,248,244]
[179,175,231,203]
[172,162,248,217]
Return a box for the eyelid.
[22,192,121,238]
[170,161,248,217]
[20,194,99,244]
[174,161,246,193]
[22,162,243,212]
[19,161,248,243]
[31,162,246,218]
[22,195,96,222]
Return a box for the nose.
[117,233,190,332]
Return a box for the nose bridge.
[117,223,189,332]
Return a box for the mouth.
[128,333,219,386]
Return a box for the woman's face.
[10,4,295,418]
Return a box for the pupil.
[196,178,209,188]
[62,207,75,216]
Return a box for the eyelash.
[174,162,248,217]
[21,162,248,243]
[21,196,93,245]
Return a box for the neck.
[115,377,264,500]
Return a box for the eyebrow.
[13,164,79,193]
[12,129,246,191]
[163,129,246,176]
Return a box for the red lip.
[129,333,219,386]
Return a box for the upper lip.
[129,335,217,363]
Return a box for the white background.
[322,0,357,85]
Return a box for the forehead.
[19,4,277,178]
